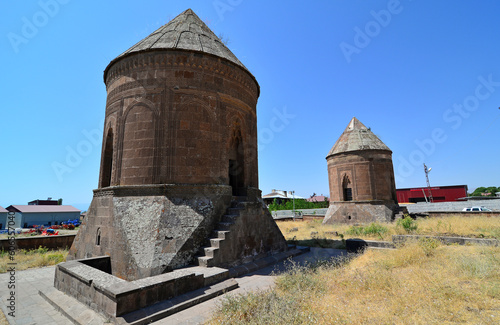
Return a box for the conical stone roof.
[105,8,248,76]
[326,117,391,158]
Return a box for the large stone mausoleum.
[65,9,287,281]
[323,117,400,224]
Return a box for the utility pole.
[291,190,296,221]
[423,163,433,203]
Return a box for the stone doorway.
[228,129,245,196]
[101,128,113,187]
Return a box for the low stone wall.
[271,208,328,219]
[426,211,500,218]
[346,239,395,252]
[302,215,325,221]
[392,235,498,246]
[0,234,75,250]
[55,256,205,317]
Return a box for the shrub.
[397,215,418,233]
[346,223,388,239]
[418,237,440,256]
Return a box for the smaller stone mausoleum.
[323,117,399,224]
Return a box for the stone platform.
[43,246,309,324]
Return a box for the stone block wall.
[327,150,396,202]
[99,50,259,189]
[54,256,206,317]
[0,234,75,250]
[68,184,232,280]
[323,200,397,224]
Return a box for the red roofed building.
[396,185,468,203]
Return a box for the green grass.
[0,246,68,273]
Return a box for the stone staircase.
[197,196,246,267]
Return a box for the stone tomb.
[53,9,289,319]
[323,117,402,224]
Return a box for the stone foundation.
[55,256,210,317]
[68,184,287,281]
[68,184,232,280]
[323,200,398,224]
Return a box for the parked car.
[462,206,492,212]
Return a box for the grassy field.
[277,216,500,245]
[210,216,500,324]
[209,241,500,324]
[0,247,68,273]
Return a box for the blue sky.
[1,0,499,211]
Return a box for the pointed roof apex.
[105,8,250,78]
[326,117,391,158]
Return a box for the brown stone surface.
[324,118,399,224]
[99,49,259,188]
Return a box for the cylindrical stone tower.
[323,117,399,224]
[99,10,259,190]
[68,9,286,280]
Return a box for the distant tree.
[58,198,63,205]
[470,186,499,196]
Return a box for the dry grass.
[209,242,500,324]
[0,309,7,325]
[277,216,500,242]
[0,247,68,273]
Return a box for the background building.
[396,185,468,203]
[5,205,81,228]
[0,206,7,230]
[28,198,60,205]
[263,189,304,205]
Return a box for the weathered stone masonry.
[323,117,400,224]
[65,9,287,281]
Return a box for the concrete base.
[323,200,399,224]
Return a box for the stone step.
[217,222,233,231]
[203,247,219,258]
[181,266,230,287]
[231,201,245,209]
[115,278,239,325]
[212,230,230,239]
[210,238,224,248]
[197,256,214,267]
[232,196,247,202]
[221,214,238,223]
